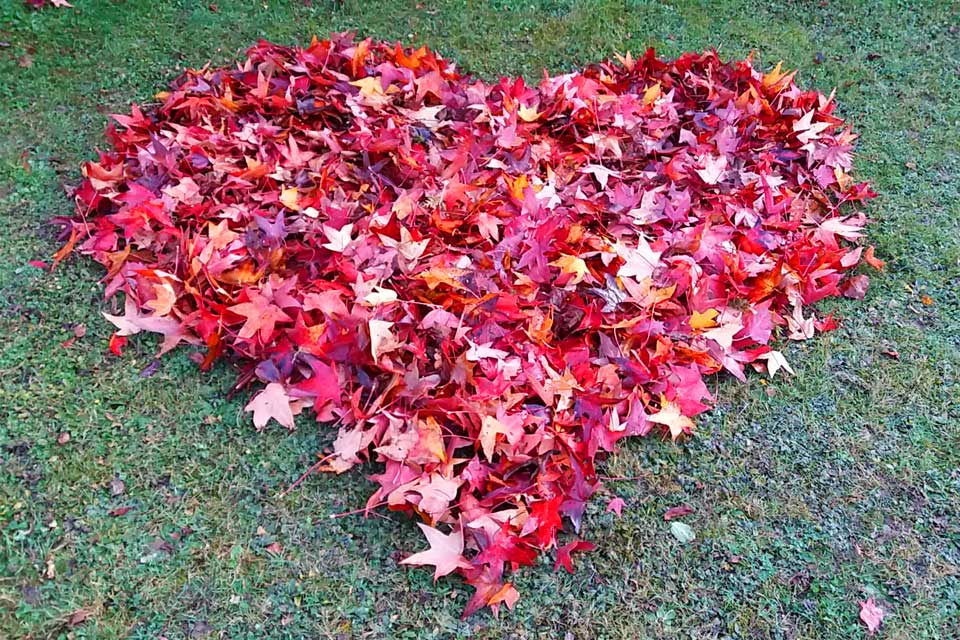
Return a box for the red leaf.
[108,333,128,356]
[554,541,596,574]
[605,497,625,517]
[664,505,694,521]
[64,33,875,616]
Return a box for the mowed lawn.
[1,1,958,638]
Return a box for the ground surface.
[1,1,958,638]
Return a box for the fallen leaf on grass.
[140,538,173,564]
[109,476,125,496]
[140,360,161,378]
[61,323,86,348]
[554,541,596,574]
[605,497,625,517]
[108,333,127,356]
[760,350,795,378]
[245,383,295,430]
[669,521,696,544]
[401,523,469,579]
[859,596,885,633]
[664,505,694,521]
[60,33,876,616]
[67,608,92,627]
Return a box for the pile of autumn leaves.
[66,34,878,616]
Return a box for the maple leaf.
[703,321,743,350]
[162,177,202,204]
[695,154,727,184]
[616,237,662,282]
[102,296,189,355]
[606,497,625,517]
[549,254,591,285]
[858,597,885,634]
[369,319,400,361]
[414,473,462,519]
[479,415,509,460]
[229,294,292,343]
[793,110,833,144]
[689,308,719,330]
[279,187,299,211]
[67,33,875,617]
[787,305,816,340]
[245,383,296,430]
[517,104,541,122]
[581,164,620,189]
[349,76,392,107]
[103,297,178,337]
[380,227,429,263]
[322,223,355,253]
[647,398,694,440]
[554,540,596,574]
[401,523,469,579]
[759,350,795,378]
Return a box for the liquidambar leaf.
[64,33,875,616]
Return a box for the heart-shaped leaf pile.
[63,33,878,616]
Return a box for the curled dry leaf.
[670,521,696,544]
[62,33,875,615]
[67,608,92,627]
[109,476,125,496]
[663,504,694,521]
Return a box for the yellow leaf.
[648,396,695,440]
[763,61,784,87]
[417,266,468,291]
[762,61,796,91]
[549,254,590,285]
[517,104,542,122]
[349,76,385,97]
[416,417,447,464]
[642,81,661,106]
[280,187,299,211]
[614,50,635,71]
[506,174,529,200]
[689,308,719,330]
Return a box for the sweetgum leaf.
[63,33,877,616]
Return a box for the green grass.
[1,0,959,637]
